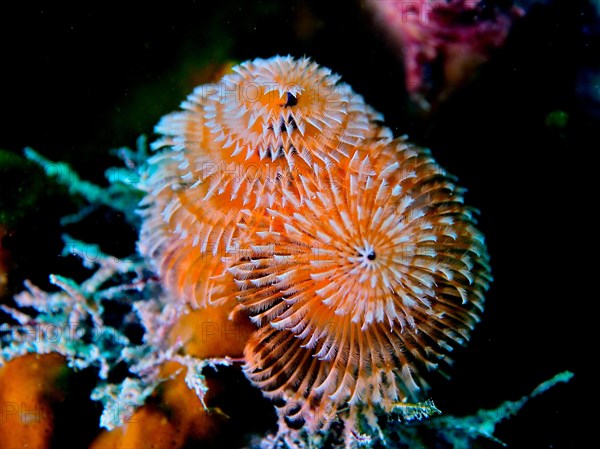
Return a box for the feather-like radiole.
[228,139,491,429]
[138,55,390,308]
[137,55,492,438]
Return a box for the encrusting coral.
[0,353,67,449]
[0,55,572,449]
[365,0,525,110]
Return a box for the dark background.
[0,1,593,448]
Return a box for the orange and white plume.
[137,55,492,436]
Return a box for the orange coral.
[169,300,255,359]
[0,353,67,449]
[88,369,226,449]
[89,405,187,449]
[88,299,256,448]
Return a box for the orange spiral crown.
[138,55,491,436]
